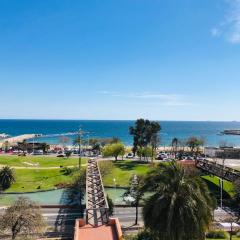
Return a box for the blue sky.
[0,0,240,121]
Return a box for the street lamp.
[218,149,226,209]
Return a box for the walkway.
[74,158,123,240]
[196,158,240,182]
[86,158,109,226]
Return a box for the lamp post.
[219,149,226,209]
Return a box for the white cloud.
[98,91,191,106]
[212,0,240,43]
[211,28,221,37]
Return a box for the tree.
[186,136,204,155]
[107,195,114,216]
[89,138,101,154]
[146,121,161,163]
[123,175,144,225]
[171,137,179,158]
[65,151,72,158]
[0,166,15,190]
[129,119,148,157]
[137,146,152,162]
[0,197,45,240]
[18,139,28,153]
[102,143,125,161]
[142,162,215,240]
[41,142,50,154]
[2,141,10,153]
[129,119,161,162]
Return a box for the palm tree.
[142,162,215,240]
[0,166,15,190]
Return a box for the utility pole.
[76,128,91,169]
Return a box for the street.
[0,206,236,238]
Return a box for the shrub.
[206,230,229,239]
[107,195,114,216]
[124,230,159,240]
[61,167,74,176]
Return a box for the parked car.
[156,153,168,160]
[126,153,134,159]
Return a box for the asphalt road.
[0,206,143,238]
[0,206,235,237]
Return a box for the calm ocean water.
[1,119,240,147]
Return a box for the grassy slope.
[202,175,235,197]
[0,155,86,167]
[102,160,150,187]
[6,168,78,192]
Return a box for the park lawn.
[202,175,235,197]
[102,160,150,187]
[5,168,78,192]
[0,155,86,167]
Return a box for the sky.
[0,0,240,121]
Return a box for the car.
[156,153,168,160]
[126,153,134,159]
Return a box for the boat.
[220,130,240,136]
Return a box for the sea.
[1,119,240,147]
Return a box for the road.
[0,206,143,238]
[0,206,235,239]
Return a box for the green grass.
[102,160,150,187]
[5,168,78,192]
[206,238,239,240]
[202,175,235,197]
[0,155,86,167]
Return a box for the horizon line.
[0,118,239,123]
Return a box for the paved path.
[207,158,240,169]
[0,163,87,169]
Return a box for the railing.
[195,159,240,182]
[85,158,109,226]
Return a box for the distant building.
[17,142,49,153]
[204,147,240,159]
